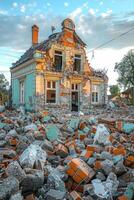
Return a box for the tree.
[109,85,120,97]
[115,50,134,88]
[0,73,9,104]
[115,50,134,104]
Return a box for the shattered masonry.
[0,104,134,199]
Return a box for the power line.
[0,26,134,65]
[88,26,134,53]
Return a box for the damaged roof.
[92,69,108,81]
[11,30,86,69]
[11,32,61,69]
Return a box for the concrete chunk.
[9,192,23,200]
[46,189,66,200]
[6,161,26,182]
[0,176,19,200]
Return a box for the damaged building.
[10,18,108,112]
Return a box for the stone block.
[6,161,26,182]
[46,189,66,200]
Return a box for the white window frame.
[45,80,57,104]
[92,84,100,103]
[20,81,25,104]
[92,92,99,103]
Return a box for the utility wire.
[1,26,134,72]
[1,26,134,59]
[88,26,134,53]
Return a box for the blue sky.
[0,0,134,15]
[0,0,134,84]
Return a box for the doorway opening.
[71,83,79,111]
[71,91,79,111]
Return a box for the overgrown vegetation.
[0,73,9,105]
[115,50,134,105]
[110,85,120,97]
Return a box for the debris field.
[0,105,134,200]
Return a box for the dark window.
[92,92,95,102]
[72,83,78,90]
[47,90,56,103]
[74,54,81,72]
[96,93,98,102]
[75,84,78,90]
[55,51,62,55]
[47,81,56,89]
[54,51,62,71]
[47,81,51,88]
[72,84,74,90]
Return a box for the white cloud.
[64,2,69,7]
[0,9,8,15]
[69,7,82,20]
[100,1,103,6]
[107,9,113,14]
[25,15,30,21]
[0,11,134,85]
[39,14,45,19]
[77,14,92,35]
[12,2,18,8]
[101,9,113,18]
[20,5,26,13]
[89,8,96,16]
[17,24,26,30]
[32,17,37,21]
[88,47,134,86]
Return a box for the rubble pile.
[0,108,134,200]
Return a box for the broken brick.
[79,122,86,130]
[91,126,97,134]
[71,182,84,193]
[124,155,134,167]
[118,195,128,200]
[86,145,101,153]
[79,134,86,141]
[94,160,102,170]
[113,146,126,156]
[66,158,95,183]
[9,138,18,146]
[80,150,93,160]
[24,194,35,200]
[56,143,68,158]
[70,191,82,200]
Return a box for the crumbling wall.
[80,80,91,112]
[45,42,92,110]
[27,32,107,112]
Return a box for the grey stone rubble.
[0,106,134,200]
